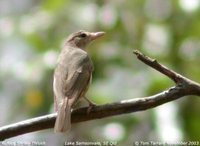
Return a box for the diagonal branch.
[133,50,182,83]
[133,50,200,95]
[0,50,200,140]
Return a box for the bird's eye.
[79,33,87,38]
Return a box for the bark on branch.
[0,50,200,140]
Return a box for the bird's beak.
[90,32,105,41]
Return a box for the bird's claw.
[87,103,97,114]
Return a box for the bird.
[53,30,105,133]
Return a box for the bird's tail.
[54,99,71,133]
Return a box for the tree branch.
[0,50,200,140]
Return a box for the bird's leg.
[84,97,97,106]
[83,97,97,114]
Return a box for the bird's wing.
[63,53,93,106]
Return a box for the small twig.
[0,50,200,140]
[133,50,200,95]
[133,50,182,83]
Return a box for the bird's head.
[66,30,105,49]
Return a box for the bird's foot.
[87,103,97,114]
[83,97,97,114]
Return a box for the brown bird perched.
[53,30,105,132]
